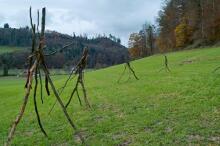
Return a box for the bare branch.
[34,67,48,137]
[5,61,37,146]
[38,68,44,104]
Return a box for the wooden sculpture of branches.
[5,7,86,146]
[118,61,139,83]
[159,54,171,72]
[49,48,91,113]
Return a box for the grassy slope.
[0,46,25,54]
[0,47,220,145]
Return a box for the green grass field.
[0,47,220,145]
[0,46,25,54]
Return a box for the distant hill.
[0,27,128,69]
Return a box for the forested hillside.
[0,26,128,70]
[128,0,220,59]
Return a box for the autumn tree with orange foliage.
[128,23,157,59]
[157,0,220,51]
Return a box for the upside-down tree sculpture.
[159,54,171,72]
[5,7,86,146]
[118,61,139,83]
[65,48,91,108]
[49,48,91,113]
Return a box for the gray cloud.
[0,0,162,45]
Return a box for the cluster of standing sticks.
[65,48,91,109]
[49,48,91,114]
[5,7,86,146]
[118,61,139,83]
[159,54,171,72]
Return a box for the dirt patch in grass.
[51,142,68,146]
[179,57,202,65]
[117,139,132,146]
[187,134,204,142]
[208,136,220,144]
[73,130,88,144]
[187,135,220,144]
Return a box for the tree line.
[0,25,128,75]
[129,0,220,59]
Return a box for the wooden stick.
[65,77,81,108]
[127,62,139,80]
[33,67,48,137]
[48,69,77,114]
[38,69,44,104]
[5,61,37,146]
[79,73,91,108]
[164,55,171,72]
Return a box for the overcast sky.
[0,0,162,46]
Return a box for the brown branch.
[5,61,37,146]
[37,10,40,36]
[38,68,44,104]
[127,62,139,80]
[33,67,48,137]
[76,89,82,106]
[164,55,171,72]
[48,69,77,115]
[25,7,36,88]
[79,73,91,108]
[65,76,81,108]
[45,75,50,96]
[40,8,46,38]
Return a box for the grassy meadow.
[0,46,25,54]
[0,47,220,145]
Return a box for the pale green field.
[0,46,25,54]
[0,47,220,145]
